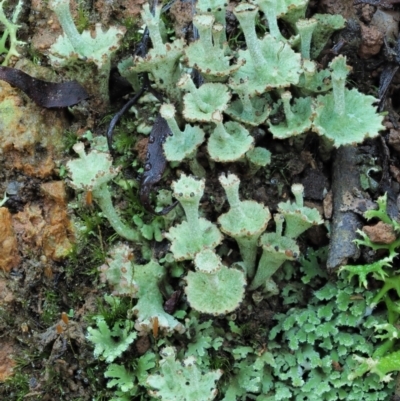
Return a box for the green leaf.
[302,322,316,333]
[339,258,392,288]
[315,322,337,338]
[302,370,331,395]
[336,289,354,311]
[297,344,322,369]
[299,246,329,284]
[320,337,333,350]
[288,329,305,350]
[317,303,334,320]
[337,332,355,347]
[109,392,134,401]
[236,359,262,393]
[275,385,292,400]
[314,283,337,301]
[187,334,214,358]
[232,346,254,360]
[104,364,136,393]
[86,318,137,363]
[282,314,296,331]
[136,352,157,385]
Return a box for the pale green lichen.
[0,0,25,65]
[99,243,138,297]
[75,0,394,399]
[165,174,223,261]
[132,259,185,334]
[66,142,140,242]
[207,111,254,162]
[185,264,246,315]
[312,56,384,148]
[48,0,125,103]
[218,173,271,278]
[87,316,137,363]
[249,214,299,291]
[147,347,222,401]
[278,183,323,239]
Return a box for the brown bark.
[327,146,363,269]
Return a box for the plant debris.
[0,66,88,107]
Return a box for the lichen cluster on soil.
[1,0,400,399]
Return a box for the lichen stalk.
[212,24,224,50]
[275,213,285,235]
[296,19,317,59]
[174,179,204,244]
[51,0,86,51]
[236,236,258,278]
[141,4,165,56]
[93,185,140,242]
[240,93,255,116]
[256,0,284,41]
[281,92,295,125]
[332,70,346,116]
[188,151,206,178]
[233,4,265,71]
[291,183,304,207]
[193,15,214,57]
[162,111,182,137]
[213,119,231,142]
[181,199,201,237]
[249,247,286,290]
[185,76,213,113]
[220,175,241,210]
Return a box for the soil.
[1,0,400,400]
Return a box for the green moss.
[75,1,90,34]
[3,372,30,400]
[41,290,61,325]
[118,17,142,52]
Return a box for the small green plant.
[0,0,25,65]
[339,193,400,382]
[75,1,90,34]
[41,290,61,325]
[119,16,143,52]
[87,317,137,363]
[3,372,30,400]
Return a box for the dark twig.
[106,86,145,156]
[327,146,363,269]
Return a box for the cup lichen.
[278,183,323,239]
[185,265,246,315]
[249,214,300,291]
[48,0,125,104]
[218,173,271,278]
[312,56,385,147]
[66,142,140,242]
[164,174,223,261]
